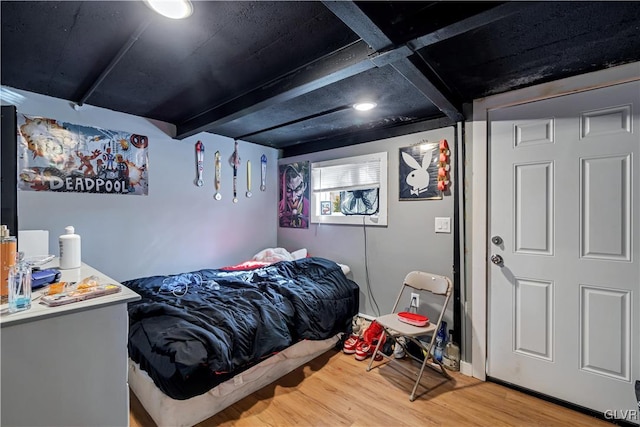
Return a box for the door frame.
[469,61,640,380]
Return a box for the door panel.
[580,155,631,260]
[514,278,553,360]
[514,161,554,254]
[488,81,639,423]
[580,285,631,381]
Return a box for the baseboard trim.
[357,312,375,321]
[459,361,473,377]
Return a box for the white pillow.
[252,247,294,263]
[290,248,308,260]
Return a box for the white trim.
[460,361,473,377]
[470,103,488,381]
[469,61,640,381]
[357,312,376,321]
[310,152,388,226]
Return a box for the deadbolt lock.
[491,236,503,245]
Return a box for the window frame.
[310,152,388,226]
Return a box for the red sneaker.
[343,334,361,354]
[355,341,372,361]
[355,341,384,361]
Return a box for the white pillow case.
[252,247,307,262]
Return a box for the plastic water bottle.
[443,329,460,371]
[434,321,447,362]
[59,226,81,269]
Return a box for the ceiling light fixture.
[145,0,193,19]
[353,102,377,111]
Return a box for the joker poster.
[278,161,310,228]
[17,115,148,195]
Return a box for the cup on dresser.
[8,253,31,313]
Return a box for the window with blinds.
[310,152,387,226]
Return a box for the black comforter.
[125,257,359,400]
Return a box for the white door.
[488,81,639,422]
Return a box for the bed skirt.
[128,334,340,427]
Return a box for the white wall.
[278,127,457,330]
[4,87,279,282]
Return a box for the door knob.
[491,236,503,245]
[491,254,503,265]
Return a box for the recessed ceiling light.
[145,0,193,19]
[353,102,377,111]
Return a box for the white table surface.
[0,259,140,327]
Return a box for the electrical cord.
[363,216,381,316]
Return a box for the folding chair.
[366,271,452,401]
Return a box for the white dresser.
[0,260,140,427]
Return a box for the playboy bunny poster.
[399,141,441,200]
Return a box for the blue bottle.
[434,321,447,362]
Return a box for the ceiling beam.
[235,105,352,140]
[409,2,536,50]
[282,116,456,157]
[176,1,529,139]
[176,40,374,139]
[320,1,392,51]
[322,0,465,122]
[391,58,463,121]
[76,17,153,107]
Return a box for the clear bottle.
[443,329,460,371]
[1,225,17,299]
[9,251,31,313]
[59,226,81,269]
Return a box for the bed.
[124,254,358,427]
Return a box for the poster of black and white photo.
[399,141,441,200]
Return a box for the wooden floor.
[130,349,611,427]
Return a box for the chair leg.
[424,351,452,379]
[435,357,452,379]
[366,331,386,372]
[410,356,430,402]
[409,346,451,401]
[409,354,452,402]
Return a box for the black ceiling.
[2,1,639,156]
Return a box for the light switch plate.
[435,217,451,233]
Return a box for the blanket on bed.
[125,257,359,400]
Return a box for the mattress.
[125,257,358,400]
[128,335,339,427]
[125,257,358,425]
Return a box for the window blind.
[312,159,381,192]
